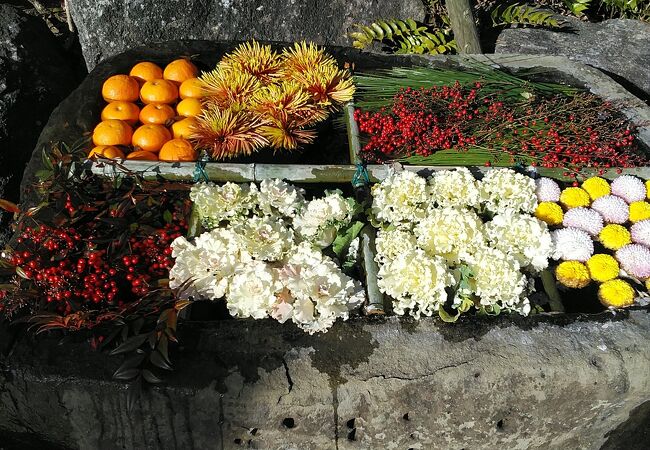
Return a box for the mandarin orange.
[100,101,140,125]
[176,98,203,118]
[132,124,172,152]
[126,150,159,161]
[139,103,176,125]
[163,59,198,85]
[129,62,164,84]
[102,75,140,102]
[92,119,133,146]
[171,117,198,139]
[88,145,126,159]
[140,79,179,104]
[179,77,204,99]
[158,138,197,162]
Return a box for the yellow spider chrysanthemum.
[281,41,336,75]
[599,224,631,251]
[534,202,564,226]
[555,261,591,289]
[192,106,268,159]
[289,64,355,107]
[248,82,327,124]
[218,40,283,84]
[559,187,591,209]
[598,279,635,308]
[586,254,619,283]
[258,111,317,150]
[581,176,610,201]
[199,69,261,110]
[629,201,650,223]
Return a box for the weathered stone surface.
[2,312,650,449]
[67,0,425,70]
[0,4,77,242]
[496,18,650,101]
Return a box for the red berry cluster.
[355,83,647,175]
[9,218,186,315]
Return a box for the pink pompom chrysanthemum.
[630,220,650,247]
[591,195,629,224]
[611,175,646,204]
[562,207,603,236]
[551,227,594,262]
[535,177,561,203]
[615,243,650,279]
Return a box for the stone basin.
[4,41,650,449]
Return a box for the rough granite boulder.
[67,0,425,70]
[495,18,650,102]
[0,4,77,242]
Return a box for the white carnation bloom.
[375,228,418,262]
[428,167,481,209]
[551,227,594,262]
[371,170,429,226]
[480,168,537,213]
[169,231,241,300]
[464,245,528,311]
[414,207,485,264]
[234,216,293,261]
[258,178,305,218]
[226,260,279,319]
[277,242,365,333]
[485,211,552,272]
[190,182,257,228]
[293,191,353,247]
[377,249,454,318]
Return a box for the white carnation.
[190,182,257,228]
[464,245,528,311]
[377,249,454,319]
[293,191,353,247]
[414,207,485,264]
[234,216,293,261]
[428,167,481,209]
[375,228,417,262]
[226,260,279,319]
[485,211,552,272]
[371,170,429,226]
[480,168,537,213]
[257,178,305,218]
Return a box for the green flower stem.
[360,225,385,315]
[541,268,565,312]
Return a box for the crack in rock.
[277,357,294,404]
[361,361,471,382]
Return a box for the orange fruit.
[179,77,204,99]
[100,101,140,125]
[176,98,203,118]
[88,145,125,159]
[102,75,140,102]
[140,79,178,104]
[129,62,164,84]
[171,117,198,139]
[139,103,177,125]
[159,138,197,162]
[126,150,159,161]
[163,59,198,85]
[92,120,133,146]
[131,124,172,152]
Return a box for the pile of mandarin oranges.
[89,58,203,162]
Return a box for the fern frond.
[349,18,456,56]
[562,0,592,16]
[491,3,561,28]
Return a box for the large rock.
[2,312,650,449]
[67,0,425,70]
[495,18,650,101]
[0,4,77,242]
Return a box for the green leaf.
[109,334,148,356]
[142,369,163,384]
[438,307,460,323]
[113,368,140,381]
[42,148,54,170]
[163,210,173,224]
[150,350,173,371]
[332,221,365,258]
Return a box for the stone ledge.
[2,311,650,449]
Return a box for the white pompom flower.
[551,227,594,262]
[591,195,630,224]
[562,207,604,236]
[630,220,650,247]
[615,244,650,279]
[611,175,646,204]
[535,177,561,203]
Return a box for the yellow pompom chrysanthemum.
[582,176,610,200]
[586,254,619,282]
[534,202,564,226]
[629,201,650,223]
[646,179,650,200]
[555,261,591,289]
[598,279,635,308]
[559,187,591,209]
[599,224,631,250]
